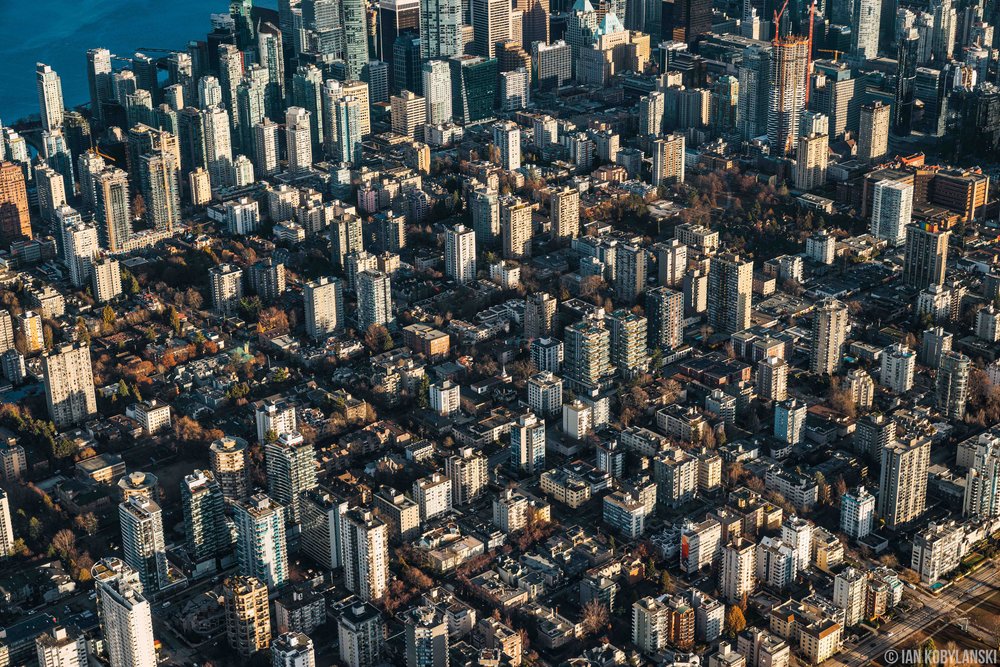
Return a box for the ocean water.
[0,0,277,124]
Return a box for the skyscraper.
[0,161,31,244]
[95,167,131,251]
[37,63,65,132]
[708,254,753,334]
[669,0,712,44]
[119,497,169,594]
[138,151,181,233]
[903,222,949,289]
[342,509,389,601]
[405,606,449,667]
[551,186,580,238]
[878,436,931,528]
[894,28,918,135]
[92,558,157,667]
[266,431,318,524]
[936,350,970,420]
[233,493,289,589]
[492,120,521,171]
[871,180,913,246]
[422,60,453,124]
[445,446,488,505]
[768,38,809,156]
[524,292,557,339]
[449,55,498,124]
[516,0,550,47]
[511,411,547,473]
[210,436,251,502]
[209,263,244,316]
[445,224,477,283]
[300,488,349,570]
[501,195,532,259]
[181,469,228,564]
[378,0,421,74]
[357,270,393,331]
[607,309,648,375]
[563,314,613,393]
[338,602,385,667]
[342,0,371,79]
[858,102,890,164]
[391,90,427,139]
[851,0,881,59]
[304,277,345,339]
[615,244,647,303]
[43,342,97,428]
[794,132,828,191]
[87,48,113,123]
[964,437,1000,519]
[646,287,684,351]
[273,632,316,667]
[224,576,272,659]
[421,0,463,58]
[286,107,314,173]
[720,537,756,603]
[0,488,12,559]
[651,133,685,186]
[473,0,512,58]
[810,298,849,375]
[64,220,99,289]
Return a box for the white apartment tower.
[445,224,477,283]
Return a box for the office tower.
[0,488,11,558]
[564,315,612,393]
[721,537,756,603]
[118,497,168,594]
[533,41,571,91]
[421,0,463,58]
[708,254,752,334]
[138,151,181,233]
[878,436,931,528]
[378,0,420,76]
[708,75,739,137]
[794,132,828,191]
[444,224,477,283]
[930,0,956,63]
[342,509,389,601]
[651,133,685,186]
[92,558,156,667]
[757,356,789,402]
[284,107,313,174]
[511,411,546,473]
[37,63,65,132]
[515,0,548,46]
[209,264,244,316]
[449,56,498,124]
[273,633,315,667]
[87,48,113,122]
[473,0,511,58]
[210,436,251,501]
[405,606,449,667]
[500,196,532,259]
[181,469,228,563]
[233,494,289,588]
[551,187,580,239]
[937,351,970,420]
[964,438,1000,519]
[266,431,318,524]
[852,0,881,59]
[94,167,132,251]
[615,244,647,303]
[224,576,272,659]
[670,0,712,43]
[810,298,848,375]
[858,102,890,163]
[304,277,344,339]
[492,121,521,171]
[894,28,918,135]
[768,38,809,156]
[64,221,99,289]
[871,180,912,246]
[840,486,876,539]
[390,90,426,139]
[445,447,488,505]
[0,161,31,244]
[43,343,97,428]
[357,270,393,331]
[35,625,88,667]
[422,61,453,124]
[774,398,807,445]
[341,0,370,79]
[646,287,684,351]
[338,602,385,667]
[607,309,648,375]
[903,222,949,289]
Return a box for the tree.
[364,324,393,353]
[417,375,430,409]
[581,599,610,636]
[51,528,76,557]
[725,605,747,636]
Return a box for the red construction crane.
[805,0,817,106]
